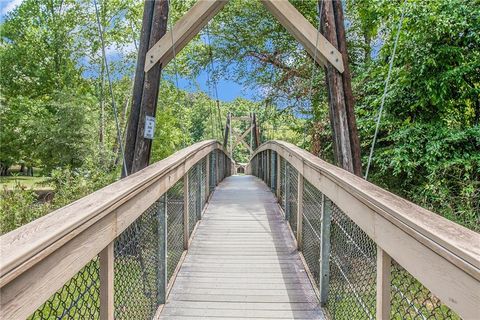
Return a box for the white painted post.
[99,242,114,320]
[319,195,332,305]
[376,246,392,319]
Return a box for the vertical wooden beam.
[322,0,353,173]
[183,173,189,250]
[296,174,304,250]
[131,0,169,173]
[319,195,332,305]
[157,194,167,305]
[123,0,156,177]
[320,0,362,176]
[376,246,392,319]
[99,242,114,320]
[332,0,362,176]
[260,0,344,72]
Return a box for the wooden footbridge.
[1,0,479,319]
[1,141,479,319]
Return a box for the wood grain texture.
[253,140,480,319]
[159,175,325,319]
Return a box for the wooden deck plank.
[159,175,325,319]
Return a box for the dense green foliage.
[0,0,478,234]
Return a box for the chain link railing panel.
[327,203,377,320]
[286,162,298,238]
[29,258,100,319]
[200,157,207,210]
[188,164,199,237]
[302,179,324,287]
[390,260,459,319]
[279,157,286,215]
[114,200,161,320]
[209,151,217,191]
[270,150,277,191]
[166,180,184,283]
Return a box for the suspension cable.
[166,0,188,147]
[303,0,324,146]
[364,0,407,180]
[93,0,128,176]
[205,23,224,140]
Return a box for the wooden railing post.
[376,246,392,319]
[99,242,114,320]
[296,174,304,250]
[157,194,167,305]
[319,195,332,306]
[183,173,189,249]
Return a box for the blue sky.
[0,0,252,102]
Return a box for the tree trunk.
[131,0,169,173]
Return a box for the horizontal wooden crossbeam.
[260,0,344,72]
[145,0,344,73]
[144,0,228,72]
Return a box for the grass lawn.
[0,176,52,190]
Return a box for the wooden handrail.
[249,140,480,319]
[0,140,231,319]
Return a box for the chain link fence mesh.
[200,157,207,211]
[279,156,286,214]
[209,151,217,191]
[27,149,232,320]
[28,258,100,319]
[270,150,277,191]
[114,200,161,319]
[286,162,298,238]
[166,179,184,283]
[326,203,377,320]
[302,179,324,286]
[390,260,460,319]
[188,164,199,237]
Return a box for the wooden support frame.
[145,0,344,74]
[145,0,228,72]
[260,0,343,72]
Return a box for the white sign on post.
[144,115,156,139]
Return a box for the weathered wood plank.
[159,175,324,319]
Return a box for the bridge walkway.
[159,175,326,319]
